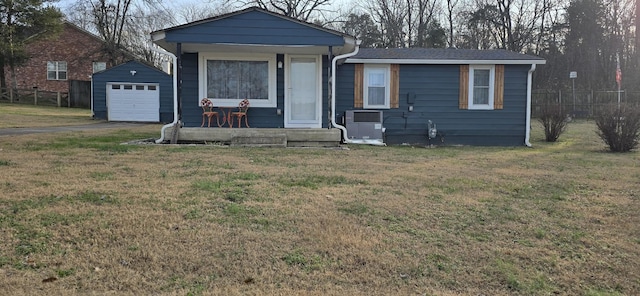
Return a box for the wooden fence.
[0,87,70,107]
[532,89,640,118]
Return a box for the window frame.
[468,65,495,110]
[93,62,107,73]
[363,64,391,109]
[47,61,67,81]
[198,52,277,108]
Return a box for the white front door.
[285,56,322,128]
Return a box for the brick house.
[3,21,132,94]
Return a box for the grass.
[0,103,93,128]
[0,105,639,295]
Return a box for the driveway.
[0,122,148,137]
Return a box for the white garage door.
[107,83,159,122]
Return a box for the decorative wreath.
[239,99,250,108]
[201,98,213,107]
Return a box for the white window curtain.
[473,69,490,105]
[363,65,390,109]
[206,60,268,100]
[367,71,386,106]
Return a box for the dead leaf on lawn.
[42,277,57,283]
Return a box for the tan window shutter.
[494,65,504,109]
[390,64,400,108]
[354,64,363,108]
[459,65,469,109]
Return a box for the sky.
[54,0,357,17]
[54,0,360,30]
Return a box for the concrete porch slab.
[163,127,342,147]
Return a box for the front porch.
[163,127,342,147]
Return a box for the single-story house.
[92,60,174,123]
[150,7,545,146]
[337,48,546,145]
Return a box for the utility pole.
[570,71,577,114]
[616,53,621,107]
[637,0,640,50]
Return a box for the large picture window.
[199,53,276,107]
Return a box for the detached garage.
[92,60,174,123]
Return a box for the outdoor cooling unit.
[344,110,384,140]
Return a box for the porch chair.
[230,98,250,128]
[200,98,223,127]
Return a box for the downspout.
[331,40,361,143]
[524,63,536,147]
[327,46,333,128]
[90,75,94,118]
[152,46,179,144]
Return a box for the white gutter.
[524,63,537,147]
[331,40,361,143]
[346,58,546,65]
[152,46,179,144]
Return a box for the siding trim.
[494,64,504,109]
[493,65,504,110]
[354,63,363,108]
[459,65,469,109]
[390,64,399,108]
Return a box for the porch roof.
[151,7,357,55]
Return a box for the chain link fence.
[532,89,640,118]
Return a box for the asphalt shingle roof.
[351,48,544,61]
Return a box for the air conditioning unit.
[344,110,384,140]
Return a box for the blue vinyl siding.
[165,11,344,46]
[179,53,331,128]
[336,64,531,146]
[180,53,200,126]
[180,53,283,128]
[92,61,174,123]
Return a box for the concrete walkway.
[0,122,147,137]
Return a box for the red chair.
[200,98,223,127]
[230,99,250,128]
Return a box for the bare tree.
[458,0,551,51]
[636,0,639,51]
[224,0,334,21]
[177,3,230,24]
[603,0,636,89]
[410,0,439,47]
[459,4,497,49]
[64,1,94,31]
[445,0,460,47]
[360,0,442,48]
[368,0,407,47]
[66,0,182,67]
[85,0,136,64]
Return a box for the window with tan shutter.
[459,64,504,110]
[354,63,400,109]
